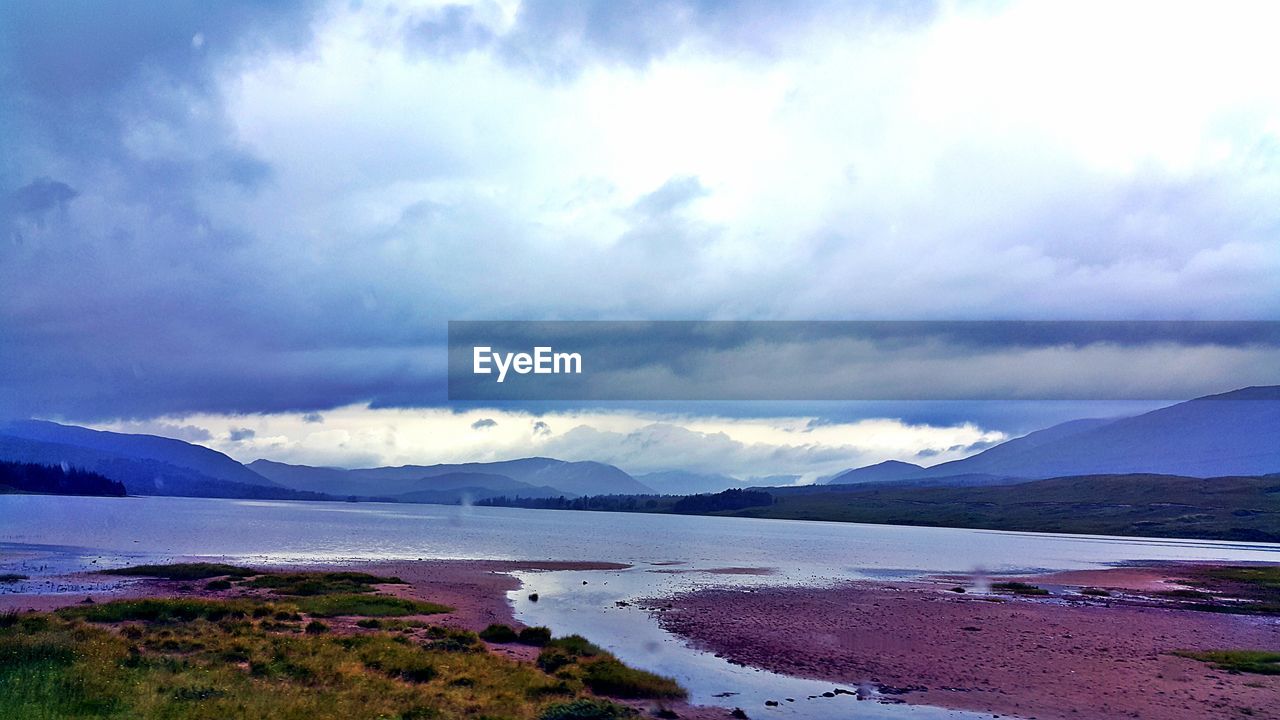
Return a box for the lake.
[3,495,1278,718]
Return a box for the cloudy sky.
[3,1,1278,477]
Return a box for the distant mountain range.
[634,470,744,496]
[3,386,1277,503]
[248,458,649,501]
[0,420,653,502]
[824,386,1280,486]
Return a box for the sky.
[3,1,1279,478]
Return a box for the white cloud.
[90,405,1006,481]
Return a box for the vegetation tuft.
[294,595,450,618]
[517,626,553,646]
[1173,650,1280,675]
[248,571,405,596]
[991,581,1050,596]
[479,624,519,643]
[100,563,258,580]
[539,698,638,719]
[536,634,683,699]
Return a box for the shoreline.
[7,554,1280,719]
[644,563,1280,720]
[1,556,732,719]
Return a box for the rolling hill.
[249,458,649,499]
[829,387,1280,485]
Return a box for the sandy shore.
[645,565,1280,720]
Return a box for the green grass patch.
[99,563,257,580]
[535,634,683,700]
[60,598,271,624]
[991,581,1050,596]
[1204,566,1280,590]
[2,601,664,719]
[247,571,405,596]
[294,594,451,618]
[539,698,638,719]
[1080,587,1111,597]
[579,658,686,699]
[480,623,519,643]
[1174,649,1280,674]
[518,626,553,646]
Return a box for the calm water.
[3,495,1279,718]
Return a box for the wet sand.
[645,566,1280,720]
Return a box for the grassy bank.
[0,564,681,719]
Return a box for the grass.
[2,598,684,719]
[0,574,28,583]
[579,658,686,699]
[536,634,684,700]
[293,594,450,618]
[518,626,553,646]
[991,581,1050,596]
[60,598,268,624]
[1173,650,1280,675]
[247,572,405,596]
[480,623,520,643]
[100,563,257,580]
[1203,566,1280,590]
[539,698,638,719]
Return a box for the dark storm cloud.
[2,0,1278,428]
[406,0,939,75]
[228,427,256,442]
[8,179,78,218]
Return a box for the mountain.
[913,387,1280,479]
[635,470,742,495]
[0,433,329,500]
[823,460,924,485]
[0,420,278,487]
[250,458,649,499]
[364,458,652,497]
[248,460,570,500]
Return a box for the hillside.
[635,470,742,495]
[828,387,1280,485]
[482,473,1280,542]
[251,457,649,499]
[0,421,277,487]
[0,434,331,501]
[0,460,126,497]
[733,473,1280,542]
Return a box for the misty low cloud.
[90,405,1006,482]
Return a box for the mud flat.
[644,564,1280,720]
